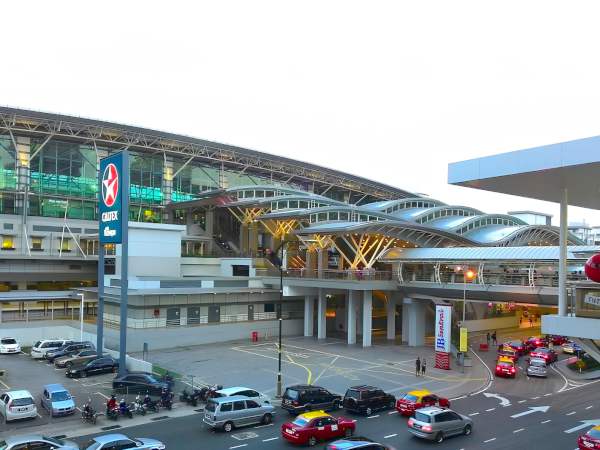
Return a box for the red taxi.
[578,425,600,449]
[497,345,518,362]
[281,410,355,446]
[395,390,450,416]
[525,336,546,351]
[495,356,517,378]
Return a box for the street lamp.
[456,267,476,322]
[272,240,291,398]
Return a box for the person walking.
[486,332,491,346]
[415,357,421,376]
[492,331,497,346]
[421,359,427,376]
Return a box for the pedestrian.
[529,316,533,327]
[421,359,426,376]
[415,357,421,376]
[486,332,491,345]
[519,316,523,326]
[492,331,497,345]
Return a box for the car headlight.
[157,445,166,450]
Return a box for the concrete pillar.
[362,290,373,347]
[306,251,316,277]
[347,290,357,345]
[162,156,173,222]
[402,300,409,343]
[559,188,568,317]
[317,248,328,278]
[317,289,327,339]
[304,296,314,337]
[386,294,397,340]
[406,298,425,347]
[240,224,249,254]
[249,222,259,257]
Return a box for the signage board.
[434,305,452,353]
[584,292,600,307]
[459,327,468,353]
[99,152,126,244]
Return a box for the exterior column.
[317,248,328,278]
[317,289,326,339]
[406,298,425,347]
[362,290,372,347]
[162,155,173,222]
[559,188,568,317]
[305,251,316,277]
[347,290,357,345]
[304,296,314,337]
[249,222,259,257]
[240,224,249,254]
[402,300,409,343]
[386,294,397,340]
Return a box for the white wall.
[462,315,519,332]
[542,315,600,339]
[181,257,222,277]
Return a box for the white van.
[30,339,72,359]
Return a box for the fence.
[255,267,393,281]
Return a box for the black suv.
[46,341,95,363]
[281,384,342,414]
[342,385,396,416]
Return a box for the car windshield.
[51,391,71,401]
[12,397,33,406]
[588,429,600,439]
[403,394,418,402]
[530,359,546,367]
[146,375,159,383]
[83,440,102,450]
[42,437,63,445]
[1,339,16,345]
[205,401,217,412]
[414,411,431,423]
[498,362,513,368]
[0,441,6,450]
[33,341,41,348]
[284,389,299,400]
[345,390,359,400]
[292,417,309,427]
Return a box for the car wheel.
[435,432,444,443]
[388,400,395,409]
[112,366,117,373]
[81,371,87,378]
[463,424,472,436]
[66,362,72,368]
[344,427,353,437]
[223,421,234,432]
[308,436,317,447]
[262,413,272,425]
[365,407,372,416]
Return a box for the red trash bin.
[251,331,258,342]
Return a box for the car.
[203,395,276,432]
[0,337,20,354]
[578,425,600,449]
[495,356,517,378]
[395,390,450,416]
[113,372,170,396]
[342,385,395,416]
[526,357,548,378]
[546,334,568,346]
[281,410,355,446]
[325,437,395,449]
[0,434,79,450]
[46,341,95,363]
[525,336,546,351]
[497,345,518,362]
[0,390,37,422]
[66,356,119,378]
[214,386,271,404]
[81,433,166,450]
[54,349,98,368]
[40,384,76,417]
[407,406,473,443]
[529,347,558,364]
[30,339,72,359]
[562,341,584,355]
[281,385,342,414]
[502,340,527,356]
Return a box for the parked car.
[407,406,473,443]
[46,341,95,363]
[30,339,72,359]
[81,433,165,450]
[326,437,395,449]
[529,347,558,364]
[395,390,449,416]
[526,357,548,378]
[0,434,79,450]
[342,385,395,416]
[281,385,342,414]
[203,395,276,432]
[66,356,119,378]
[0,390,37,422]
[113,372,170,395]
[40,384,75,417]
[562,341,584,355]
[0,337,20,354]
[214,386,270,404]
[54,349,98,368]
[281,410,355,446]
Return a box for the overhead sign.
[99,152,127,244]
[584,293,600,308]
[434,304,452,353]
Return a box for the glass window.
[31,236,43,250]
[340,212,349,221]
[414,411,431,423]
[60,238,71,252]
[233,401,245,411]
[318,213,327,221]
[220,402,232,412]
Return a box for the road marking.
[566,411,576,416]
[511,406,550,418]
[388,411,398,415]
[0,378,10,390]
[483,438,496,443]
[485,408,495,412]
[230,445,248,449]
[95,391,110,400]
[469,412,480,416]
[586,406,594,410]
[551,365,570,392]
[76,407,82,412]
[312,355,340,384]
[544,393,552,397]
[254,424,274,429]
[384,434,397,439]
[469,347,494,395]
[531,396,540,400]
[262,438,278,442]
[513,428,524,433]
[450,395,467,401]
[367,415,380,419]
[483,393,511,407]
[564,420,600,434]
[518,400,527,404]
[36,413,42,418]
[541,420,551,424]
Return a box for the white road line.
[230,445,248,449]
[513,428,524,433]
[450,395,467,401]
[388,411,398,415]
[95,391,109,400]
[541,419,551,424]
[531,396,540,400]
[483,438,496,443]
[36,413,42,418]
[384,434,398,439]
[544,393,552,397]
[518,400,527,404]
[469,347,494,395]
[551,365,569,393]
[367,415,380,419]
[254,423,274,429]
[485,408,495,412]
[469,412,480,416]
[586,406,594,410]
[76,407,82,412]
[566,411,576,416]
[262,438,278,442]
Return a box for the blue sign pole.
[99,150,129,376]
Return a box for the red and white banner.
[434,305,452,353]
[435,351,450,370]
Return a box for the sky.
[2,1,600,225]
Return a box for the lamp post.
[457,267,476,322]
[273,240,290,398]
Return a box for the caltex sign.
[99,152,128,244]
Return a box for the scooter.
[180,388,202,407]
[142,395,160,413]
[201,384,223,402]
[81,401,100,425]
[130,395,147,416]
[159,391,174,411]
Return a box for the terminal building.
[0,106,595,351]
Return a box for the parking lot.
[0,351,116,434]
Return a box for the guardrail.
[255,268,393,281]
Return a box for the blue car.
[41,384,75,417]
[325,437,395,449]
[82,433,165,450]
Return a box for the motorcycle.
[180,388,202,407]
[159,391,174,411]
[118,401,133,418]
[142,395,160,413]
[201,384,223,402]
[130,395,147,416]
[81,401,99,425]
[106,405,120,421]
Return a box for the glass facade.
[0,136,16,191]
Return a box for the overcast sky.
[3,1,600,225]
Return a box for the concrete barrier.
[462,316,519,332]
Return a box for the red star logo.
[102,163,119,207]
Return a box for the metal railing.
[254,267,393,281]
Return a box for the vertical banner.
[99,153,125,244]
[459,327,468,353]
[435,304,452,370]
